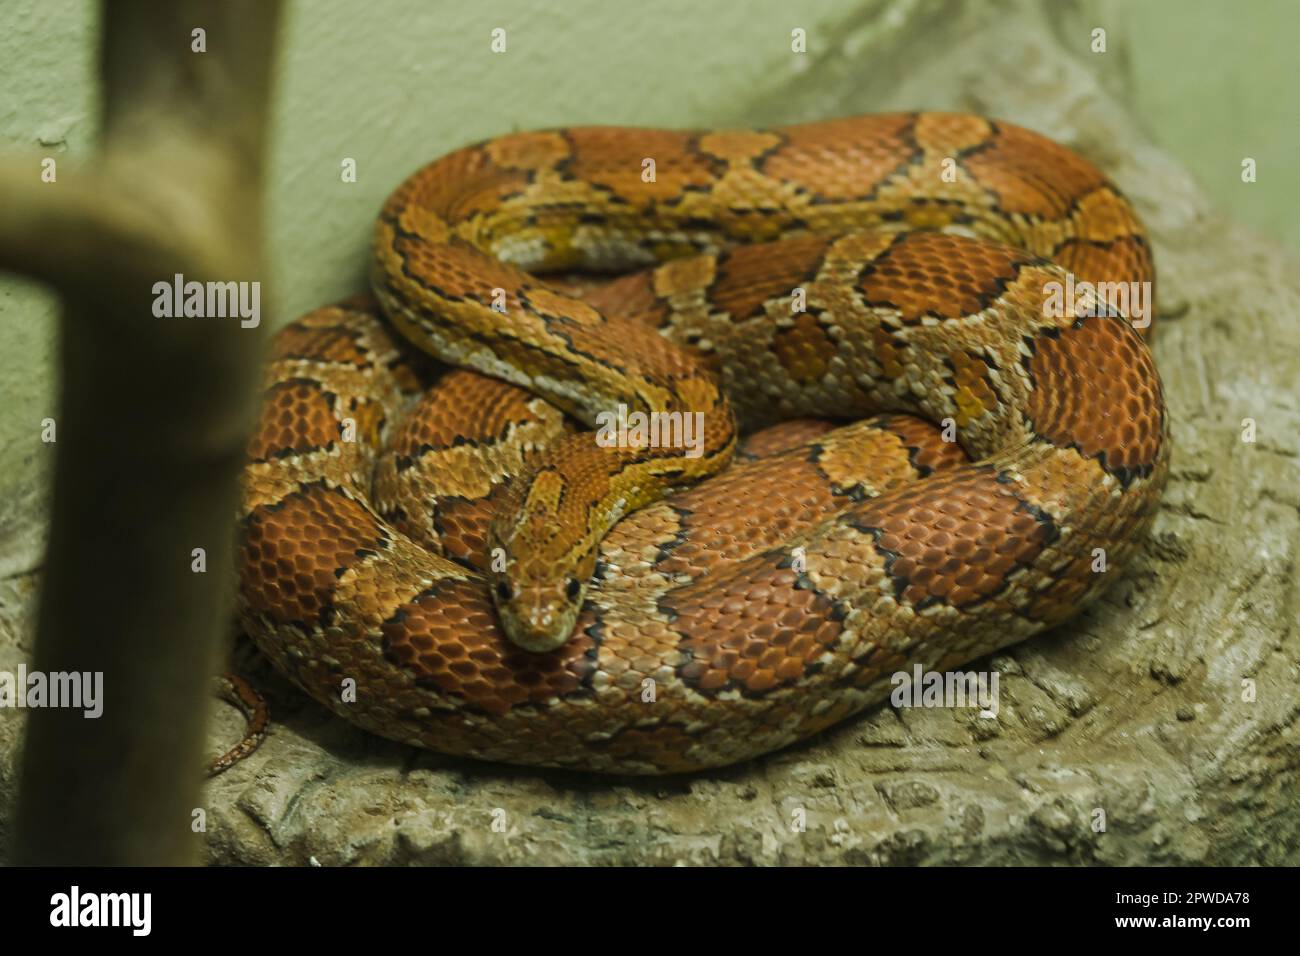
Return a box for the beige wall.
[1105,0,1300,248]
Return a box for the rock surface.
[2,0,1297,864]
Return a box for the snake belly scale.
[237,113,1167,774]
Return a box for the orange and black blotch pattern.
[1023,314,1165,487]
[856,232,1038,324]
[241,482,391,628]
[846,466,1058,612]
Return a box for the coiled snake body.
[238,114,1167,774]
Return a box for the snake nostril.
[495,581,511,602]
[566,578,581,600]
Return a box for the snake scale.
[237,113,1167,774]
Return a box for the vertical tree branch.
[4,0,282,864]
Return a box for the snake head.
[492,576,586,653]
[487,457,599,652]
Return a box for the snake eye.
[565,578,582,601]
[495,581,511,601]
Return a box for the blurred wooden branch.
[3,0,282,864]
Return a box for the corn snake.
[236,113,1167,774]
